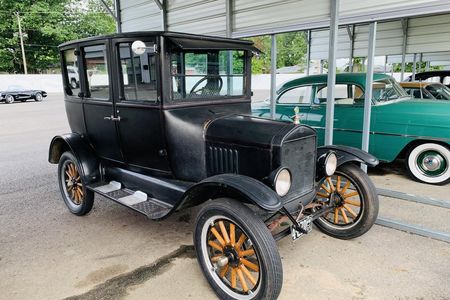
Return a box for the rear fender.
[318,145,379,169]
[176,174,282,212]
[48,133,100,184]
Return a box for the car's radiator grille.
[208,146,239,174]
[281,135,316,202]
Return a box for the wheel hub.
[223,246,240,267]
[421,155,443,172]
[417,150,447,176]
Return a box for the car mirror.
[131,40,147,55]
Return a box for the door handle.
[104,115,121,122]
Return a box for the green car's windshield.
[372,78,408,103]
[425,84,450,100]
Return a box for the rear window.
[62,49,80,97]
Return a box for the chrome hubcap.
[421,155,442,172]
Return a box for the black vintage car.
[49,32,379,299]
[0,85,47,104]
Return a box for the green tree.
[0,0,115,73]
[249,32,308,74]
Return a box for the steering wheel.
[189,75,223,96]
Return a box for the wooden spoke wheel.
[314,164,379,239]
[63,161,84,205]
[206,219,261,295]
[57,151,94,216]
[194,198,282,300]
[317,172,363,227]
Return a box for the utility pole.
[15,12,28,74]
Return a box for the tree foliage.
[0,0,115,73]
[249,32,308,74]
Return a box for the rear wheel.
[194,198,282,300]
[314,163,379,239]
[406,143,450,185]
[5,94,14,104]
[34,92,43,102]
[58,151,94,216]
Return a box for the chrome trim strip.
[311,126,450,142]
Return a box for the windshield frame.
[372,77,409,104]
[164,47,252,107]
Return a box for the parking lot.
[1,94,449,300]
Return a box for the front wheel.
[58,151,94,216]
[406,143,450,185]
[5,94,14,104]
[314,163,379,239]
[194,198,282,300]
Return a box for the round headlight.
[275,168,291,197]
[325,152,338,176]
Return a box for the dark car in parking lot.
[49,31,379,299]
[405,70,450,88]
[0,85,47,104]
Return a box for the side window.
[83,45,109,100]
[62,49,80,97]
[118,42,157,102]
[316,84,360,105]
[278,86,312,104]
[443,77,450,86]
[425,76,441,83]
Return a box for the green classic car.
[253,73,450,185]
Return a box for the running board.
[88,181,172,219]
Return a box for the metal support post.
[412,53,417,81]
[384,56,388,74]
[15,12,27,74]
[270,34,277,120]
[361,22,377,173]
[306,30,311,76]
[226,0,233,95]
[325,0,340,146]
[347,25,355,72]
[400,18,408,81]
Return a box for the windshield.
[170,50,246,102]
[7,85,25,91]
[372,78,408,103]
[425,84,450,100]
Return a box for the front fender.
[176,174,282,212]
[318,145,379,168]
[48,133,100,184]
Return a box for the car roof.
[400,82,431,88]
[278,73,392,93]
[408,70,450,79]
[59,31,255,49]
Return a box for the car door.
[307,84,375,150]
[80,41,123,162]
[112,38,171,173]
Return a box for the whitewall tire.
[406,143,450,185]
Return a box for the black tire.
[58,151,94,216]
[34,92,43,102]
[405,143,450,185]
[5,94,14,104]
[194,198,282,300]
[314,163,379,239]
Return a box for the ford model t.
[49,32,379,299]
